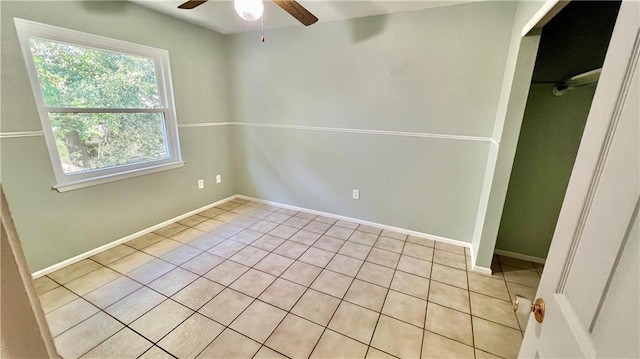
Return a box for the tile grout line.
[291,255,362,356]
[61,229,364,356]
[164,211,299,358]
[51,250,432,356]
[266,223,363,356]
[41,198,493,359]
[51,235,484,355]
[496,254,534,335]
[231,211,333,359]
[159,200,300,359]
[465,244,477,359]
[127,200,259,357]
[482,255,514,359]
[186,205,316,359]
[44,201,270,358]
[168,211,530,356]
[194,204,346,358]
[42,266,185,358]
[421,237,438,359]
[302,228,389,357]
[255,215,376,357]
[363,230,410,357]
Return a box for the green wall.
[229,1,517,242]
[496,83,595,258]
[1,1,236,272]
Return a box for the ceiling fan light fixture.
[234,0,264,22]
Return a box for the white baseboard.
[467,247,492,275]
[31,194,238,278]
[236,195,473,250]
[494,249,546,264]
[33,193,477,278]
[471,264,493,275]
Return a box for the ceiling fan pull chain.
[261,14,265,42]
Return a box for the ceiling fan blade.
[272,0,318,26]
[177,0,208,9]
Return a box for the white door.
[519,1,639,358]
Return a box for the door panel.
[564,60,639,329]
[590,209,639,357]
[519,1,639,357]
[537,293,593,358]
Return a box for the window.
[15,18,183,192]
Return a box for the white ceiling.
[131,0,475,34]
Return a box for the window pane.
[50,112,169,174]
[29,38,160,108]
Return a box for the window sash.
[44,108,169,114]
[43,109,181,187]
[47,111,173,174]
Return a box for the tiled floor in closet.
[34,198,543,359]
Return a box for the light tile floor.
[35,198,544,359]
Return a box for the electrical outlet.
[216,175,222,184]
[352,189,360,200]
[197,179,204,189]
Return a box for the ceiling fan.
[177,0,318,26]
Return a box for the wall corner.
[472,1,546,268]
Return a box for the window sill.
[53,161,185,193]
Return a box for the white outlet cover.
[216,175,222,184]
[198,179,204,189]
[352,189,360,200]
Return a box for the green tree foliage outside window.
[30,39,169,174]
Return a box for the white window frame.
[14,18,183,192]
